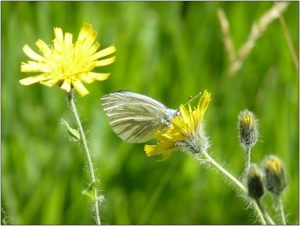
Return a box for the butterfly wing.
[101,90,177,143]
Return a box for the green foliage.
[2,2,298,224]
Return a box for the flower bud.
[238,110,258,149]
[247,164,264,200]
[264,155,287,196]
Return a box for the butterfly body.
[101,90,177,143]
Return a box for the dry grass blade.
[217,8,236,63]
[274,2,299,74]
[218,2,290,77]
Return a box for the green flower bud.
[264,155,287,196]
[238,110,258,149]
[247,164,264,200]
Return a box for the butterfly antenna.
[183,92,201,106]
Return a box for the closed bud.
[238,110,258,149]
[264,155,287,196]
[247,164,264,200]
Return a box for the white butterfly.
[101,90,178,143]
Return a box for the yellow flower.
[145,90,211,161]
[20,22,116,97]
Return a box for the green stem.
[277,196,286,224]
[201,151,267,225]
[201,151,246,193]
[245,146,251,169]
[255,199,275,225]
[67,90,101,225]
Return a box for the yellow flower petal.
[145,142,175,156]
[90,45,116,61]
[158,150,173,162]
[95,56,116,67]
[85,42,100,58]
[77,22,92,41]
[23,45,44,61]
[60,79,72,92]
[155,133,173,141]
[91,72,111,81]
[21,61,43,72]
[80,74,95,84]
[20,22,116,96]
[54,27,63,41]
[144,145,156,155]
[82,30,97,50]
[72,80,89,97]
[145,142,174,161]
[36,40,52,57]
[64,33,73,46]
[40,78,60,87]
[19,74,50,85]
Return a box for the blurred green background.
[2,2,298,224]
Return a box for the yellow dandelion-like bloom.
[20,22,116,97]
[145,90,211,161]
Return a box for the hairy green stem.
[201,151,267,225]
[278,196,286,224]
[245,146,251,169]
[67,90,101,225]
[201,151,246,192]
[255,199,275,225]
